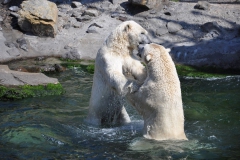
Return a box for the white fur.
[127,43,187,140]
[86,21,148,125]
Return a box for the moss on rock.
[175,64,239,78]
[0,83,64,101]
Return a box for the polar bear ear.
[146,54,152,62]
[166,48,171,52]
[124,24,131,32]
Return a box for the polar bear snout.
[137,44,145,58]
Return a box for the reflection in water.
[0,68,240,159]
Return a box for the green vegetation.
[60,59,95,74]
[0,83,64,101]
[61,60,235,78]
[176,64,239,78]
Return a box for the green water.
[0,68,240,159]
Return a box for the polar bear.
[86,21,151,126]
[127,43,187,140]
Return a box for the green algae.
[175,64,239,78]
[62,59,237,78]
[60,59,95,74]
[0,83,64,101]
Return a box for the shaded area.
[178,0,240,4]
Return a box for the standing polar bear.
[86,21,151,125]
[127,43,187,140]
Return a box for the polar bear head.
[137,43,171,64]
[105,21,151,54]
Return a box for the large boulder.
[128,0,169,9]
[18,0,58,37]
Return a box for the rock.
[72,11,82,18]
[109,0,118,4]
[58,5,71,13]
[83,9,99,17]
[4,42,17,48]
[0,16,3,22]
[200,21,225,40]
[0,27,2,31]
[10,12,20,18]
[73,22,82,28]
[6,48,20,56]
[89,23,103,28]
[171,38,240,70]
[118,16,128,22]
[54,64,66,72]
[0,65,59,86]
[9,6,20,12]
[71,1,82,8]
[2,0,11,5]
[111,13,120,18]
[194,1,210,10]
[201,21,223,34]
[128,0,169,9]
[87,26,99,34]
[62,48,81,60]
[167,22,183,33]
[76,15,92,22]
[63,24,71,29]
[16,38,28,51]
[18,0,58,37]
[164,12,171,16]
[156,27,168,36]
[66,17,77,25]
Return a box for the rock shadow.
[120,1,149,16]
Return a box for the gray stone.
[128,0,169,9]
[76,15,92,22]
[10,12,20,18]
[156,27,169,36]
[0,16,3,22]
[16,38,28,51]
[72,11,82,18]
[62,48,81,60]
[110,0,118,4]
[89,23,103,28]
[194,1,210,10]
[87,26,99,34]
[2,0,11,5]
[9,6,20,12]
[18,0,58,37]
[71,1,82,8]
[111,13,120,18]
[5,42,18,48]
[63,24,71,29]
[201,21,223,34]
[170,38,240,70]
[6,48,20,56]
[167,22,183,33]
[73,22,83,28]
[83,9,99,17]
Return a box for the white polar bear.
[86,21,151,126]
[127,43,188,140]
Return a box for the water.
[0,67,240,159]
